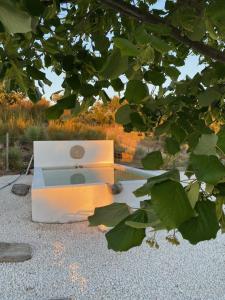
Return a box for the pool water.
[42,166,148,187]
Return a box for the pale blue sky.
[43,0,205,99]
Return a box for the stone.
[0,242,32,262]
[11,184,30,196]
[108,183,123,195]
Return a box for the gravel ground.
[0,175,225,300]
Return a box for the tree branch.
[100,0,225,64]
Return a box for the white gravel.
[0,175,225,300]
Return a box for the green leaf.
[165,66,180,80]
[148,35,172,54]
[115,104,132,125]
[27,87,41,103]
[141,151,163,170]
[165,137,180,155]
[144,70,165,85]
[140,200,165,229]
[65,75,81,90]
[215,196,224,220]
[27,66,46,80]
[93,32,109,52]
[22,0,45,16]
[125,221,150,228]
[194,134,218,156]
[217,126,225,154]
[80,84,96,97]
[46,105,64,120]
[111,78,124,92]
[106,209,146,251]
[134,26,150,44]
[130,112,146,131]
[133,169,180,197]
[186,182,199,208]
[198,88,221,107]
[179,200,219,245]
[100,49,128,80]
[125,80,149,103]
[0,0,32,33]
[187,18,205,41]
[151,180,195,229]
[190,154,225,184]
[46,93,77,119]
[139,45,155,64]
[88,203,130,227]
[62,55,74,71]
[170,124,186,143]
[220,213,225,233]
[114,38,139,57]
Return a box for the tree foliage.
[1,0,225,250]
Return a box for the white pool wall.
[33,140,114,168]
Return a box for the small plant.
[23,126,46,143]
[2,146,23,171]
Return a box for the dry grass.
[0,93,189,173]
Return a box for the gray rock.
[11,184,30,196]
[0,242,32,262]
[108,183,123,195]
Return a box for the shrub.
[2,146,23,171]
[23,126,46,143]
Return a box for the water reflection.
[70,173,86,184]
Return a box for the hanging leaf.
[125,201,164,229]
[144,70,165,85]
[165,137,180,155]
[115,104,132,125]
[100,49,128,80]
[141,151,163,170]
[151,180,195,229]
[22,0,45,16]
[27,66,46,81]
[65,75,81,90]
[148,35,173,54]
[88,203,130,227]
[130,112,146,131]
[106,209,147,251]
[165,66,180,80]
[186,181,199,208]
[179,200,219,245]
[190,154,225,184]
[114,38,139,57]
[198,88,221,107]
[217,126,225,154]
[0,0,32,33]
[194,134,218,156]
[133,169,180,197]
[125,80,149,103]
[111,78,124,92]
[46,93,77,119]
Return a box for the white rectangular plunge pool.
[32,140,164,223]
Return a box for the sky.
[43,0,205,99]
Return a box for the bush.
[2,146,23,171]
[23,126,46,143]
